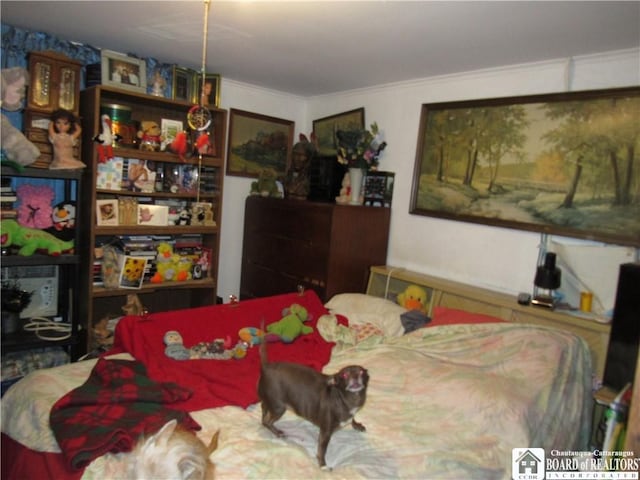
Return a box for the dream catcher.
[188,0,213,141]
[170,0,213,202]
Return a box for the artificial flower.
[336,122,387,170]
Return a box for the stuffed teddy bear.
[16,183,55,229]
[266,303,313,343]
[397,284,429,313]
[250,168,282,198]
[1,219,74,256]
[335,171,351,204]
[137,120,163,152]
[1,67,40,168]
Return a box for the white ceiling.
[2,1,639,96]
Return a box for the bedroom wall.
[216,48,640,314]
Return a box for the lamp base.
[531,295,555,309]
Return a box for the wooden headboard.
[366,265,611,380]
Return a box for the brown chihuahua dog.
[257,339,369,469]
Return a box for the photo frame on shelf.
[100,50,147,93]
[118,196,138,225]
[137,204,169,226]
[147,67,170,98]
[226,108,294,178]
[96,199,119,226]
[160,118,183,152]
[364,171,395,207]
[313,108,365,156]
[172,66,198,102]
[194,73,221,107]
[410,86,640,247]
[118,256,148,289]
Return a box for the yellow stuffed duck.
[397,285,428,313]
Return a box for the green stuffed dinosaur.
[266,303,313,343]
[1,219,74,256]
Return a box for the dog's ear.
[361,367,369,386]
[151,419,178,448]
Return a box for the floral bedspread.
[2,322,592,480]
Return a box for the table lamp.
[531,252,561,308]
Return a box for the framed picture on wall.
[410,86,640,247]
[226,108,294,178]
[313,108,365,156]
[100,50,146,93]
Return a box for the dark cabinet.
[240,196,390,301]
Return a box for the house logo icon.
[512,448,545,480]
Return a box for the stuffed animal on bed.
[266,304,313,343]
[164,330,191,360]
[397,284,428,313]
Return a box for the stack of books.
[1,177,17,219]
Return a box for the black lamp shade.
[534,252,561,289]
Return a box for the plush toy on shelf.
[266,303,313,343]
[137,120,163,152]
[0,67,40,169]
[1,219,74,256]
[250,168,282,198]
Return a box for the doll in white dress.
[48,108,86,169]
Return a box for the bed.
[1,289,593,480]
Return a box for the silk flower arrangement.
[336,122,387,171]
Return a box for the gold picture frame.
[313,108,365,156]
[226,108,294,178]
[172,66,198,102]
[410,86,640,247]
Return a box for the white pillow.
[324,293,407,337]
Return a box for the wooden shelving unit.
[79,86,227,353]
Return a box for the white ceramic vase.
[348,167,364,205]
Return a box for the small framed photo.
[118,196,138,225]
[190,202,215,226]
[100,49,147,93]
[195,74,221,107]
[119,256,148,289]
[172,66,198,102]
[364,171,395,207]
[96,199,119,226]
[161,118,183,151]
[137,204,169,226]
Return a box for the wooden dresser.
[240,196,390,301]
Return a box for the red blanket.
[50,358,200,471]
[110,290,335,411]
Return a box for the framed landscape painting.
[410,87,640,247]
[226,109,294,178]
[313,108,365,156]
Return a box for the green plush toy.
[250,167,282,198]
[1,219,74,256]
[266,303,313,343]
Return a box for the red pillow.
[430,306,505,327]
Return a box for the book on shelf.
[1,209,18,219]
